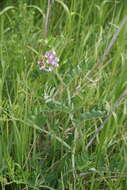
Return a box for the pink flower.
[37,50,59,72]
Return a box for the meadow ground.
[0,0,127,189]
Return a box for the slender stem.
[44,0,54,38]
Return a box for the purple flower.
[37,50,59,72]
[44,50,56,58]
[48,57,59,65]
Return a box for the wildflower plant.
[37,50,59,72]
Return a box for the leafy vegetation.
[0,0,127,189]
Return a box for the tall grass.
[0,0,127,189]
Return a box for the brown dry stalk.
[87,15,127,78]
[100,15,127,64]
[86,87,127,150]
[44,0,54,38]
[86,15,127,150]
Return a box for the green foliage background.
[0,0,127,189]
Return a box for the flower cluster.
[37,50,59,72]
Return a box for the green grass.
[0,0,127,189]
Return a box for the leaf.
[47,101,71,113]
[0,6,15,16]
[27,5,45,18]
[81,110,105,120]
[55,0,71,18]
